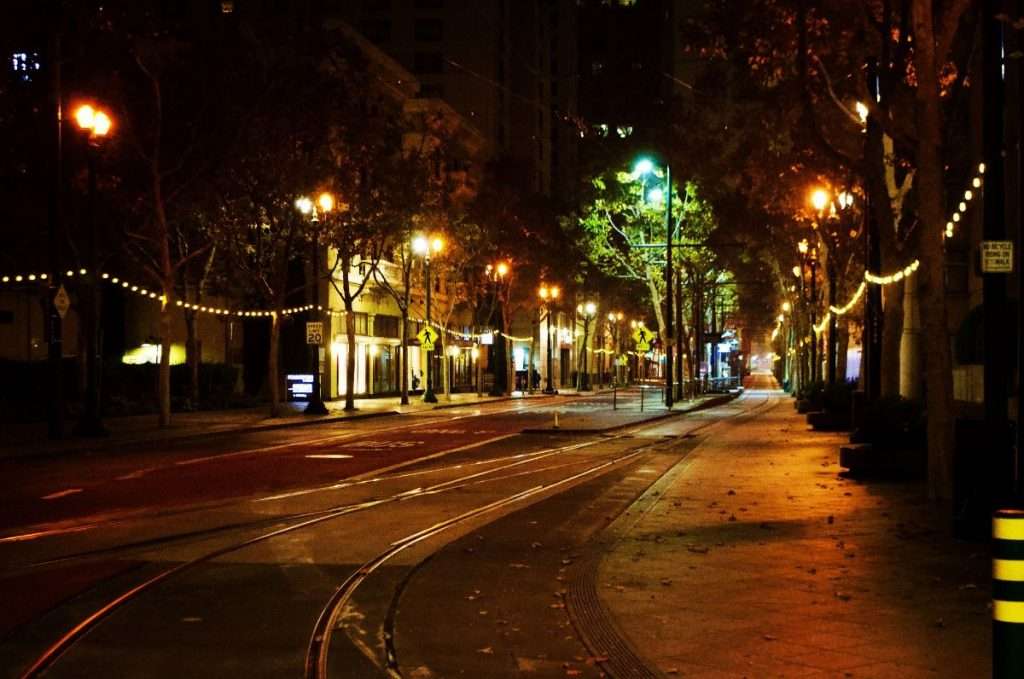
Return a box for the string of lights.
[944,162,984,239]
[829,281,866,316]
[864,259,920,285]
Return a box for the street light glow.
[810,188,830,212]
[647,187,664,204]
[633,158,654,177]
[317,192,335,213]
[837,191,853,209]
[92,111,112,136]
[496,262,509,277]
[295,196,313,215]
[855,101,869,124]
[584,301,597,316]
[798,239,809,254]
[793,265,802,278]
[74,104,96,130]
[412,235,429,255]
[782,301,791,312]
[431,237,444,253]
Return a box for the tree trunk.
[400,308,409,406]
[345,304,356,411]
[268,311,281,417]
[881,281,904,396]
[185,310,199,407]
[158,291,173,427]
[912,0,955,501]
[899,274,923,399]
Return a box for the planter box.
[839,443,924,478]
[807,410,851,431]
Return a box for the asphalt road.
[0,386,764,678]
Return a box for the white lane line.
[41,488,84,500]
[254,433,517,503]
[306,454,354,460]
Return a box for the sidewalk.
[0,391,553,459]
[597,385,990,677]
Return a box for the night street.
[3,0,1022,676]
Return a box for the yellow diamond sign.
[417,326,439,350]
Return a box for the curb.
[0,393,561,461]
[519,392,737,435]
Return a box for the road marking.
[339,440,423,450]
[255,434,517,503]
[306,454,354,460]
[41,488,83,500]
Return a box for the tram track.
[12,390,761,679]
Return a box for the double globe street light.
[538,284,561,394]
[295,192,335,415]
[73,103,114,437]
[412,234,444,403]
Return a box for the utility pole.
[47,12,65,440]
[983,0,1012,502]
[664,164,674,408]
[864,60,884,402]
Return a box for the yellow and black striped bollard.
[994,509,1024,678]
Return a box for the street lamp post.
[577,301,597,390]
[798,238,820,383]
[73,104,113,437]
[634,157,674,407]
[539,284,560,394]
[413,235,444,403]
[295,193,332,415]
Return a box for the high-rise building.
[332,0,579,200]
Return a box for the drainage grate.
[565,553,661,679]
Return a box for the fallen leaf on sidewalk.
[531,541,543,549]
[728,514,737,522]
[727,489,736,495]
[660,578,673,586]
[763,634,777,641]
[687,545,709,554]
[959,583,977,590]
[509,563,530,569]
[477,646,494,654]
[827,515,834,524]
[835,592,851,601]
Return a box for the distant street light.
[576,301,597,391]
[413,234,444,402]
[633,155,674,407]
[73,102,114,437]
[295,192,333,415]
[538,284,561,394]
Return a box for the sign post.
[304,321,327,414]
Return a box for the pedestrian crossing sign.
[632,326,656,351]
[417,326,439,350]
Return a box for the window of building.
[10,52,41,83]
[414,52,444,74]
[414,18,443,41]
[375,315,401,338]
[354,312,369,335]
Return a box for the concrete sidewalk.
[0,391,552,459]
[597,387,990,677]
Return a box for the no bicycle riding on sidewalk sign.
[981,240,1014,273]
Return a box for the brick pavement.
[597,376,990,678]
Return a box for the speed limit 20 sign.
[306,321,323,345]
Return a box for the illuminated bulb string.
[811,261,919,336]
[944,162,984,239]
